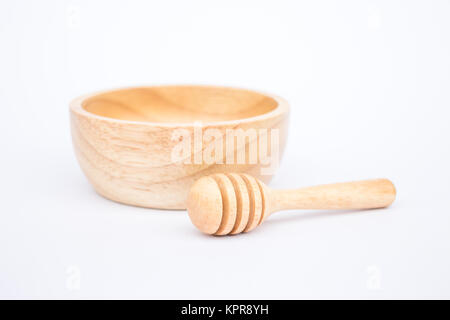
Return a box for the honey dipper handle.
[271,179,396,212]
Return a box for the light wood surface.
[70,86,289,209]
[187,174,396,235]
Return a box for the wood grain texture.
[70,85,289,209]
[187,175,396,235]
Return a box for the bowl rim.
[69,84,289,127]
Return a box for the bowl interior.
[82,86,279,123]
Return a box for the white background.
[1,0,449,299]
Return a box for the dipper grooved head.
[187,173,268,235]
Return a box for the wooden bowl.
[70,85,289,209]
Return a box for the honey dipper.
[187,173,396,235]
